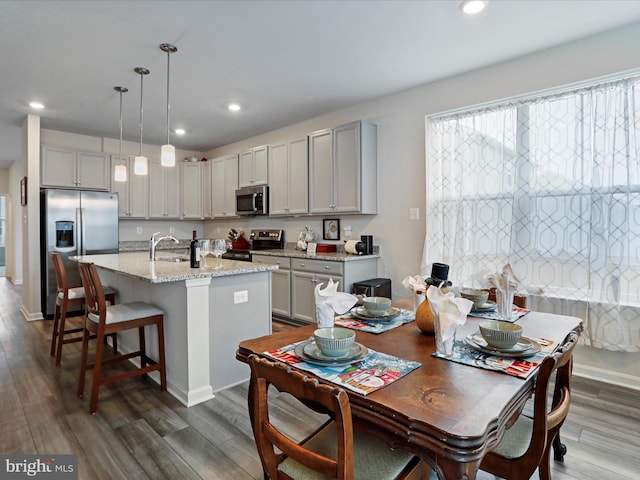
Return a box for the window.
[425,75,640,352]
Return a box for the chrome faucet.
[150,231,179,261]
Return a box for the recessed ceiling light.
[459,0,486,15]
[29,101,45,110]
[228,103,241,112]
[174,128,186,135]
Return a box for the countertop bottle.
[190,230,200,268]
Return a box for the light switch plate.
[409,208,420,220]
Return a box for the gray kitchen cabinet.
[269,137,308,216]
[202,160,212,219]
[290,257,378,324]
[212,154,239,218]
[239,145,268,187]
[308,121,377,214]
[110,155,148,218]
[252,254,291,318]
[41,146,110,190]
[180,162,203,219]
[149,157,180,218]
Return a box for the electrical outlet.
[409,208,420,220]
[344,225,352,238]
[169,227,175,234]
[234,290,249,304]
[136,226,143,234]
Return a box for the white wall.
[7,163,22,284]
[22,115,42,320]
[0,170,8,193]
[204,23,640,390]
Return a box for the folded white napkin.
[315,279,358,328]
[402,274,426,293]
[427,284,473,354]
[485,263,520,319]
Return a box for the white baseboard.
[20,306,44,322]
[573,363,640,392]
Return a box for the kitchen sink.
[156,255,189,263]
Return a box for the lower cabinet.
[253,255,378,325]
[252,255,291,318]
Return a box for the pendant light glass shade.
[114,86,128,182]
[114,164,127,181]
[134,155,148,175]
[161,144,175,166]
[160,43,177,167]
[134,67,149,176]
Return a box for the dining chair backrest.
[77,261,107,324]
[480,330,579,480]
[52,252,70,300]
[248,354,353,479]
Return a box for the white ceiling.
[2,0,640,170]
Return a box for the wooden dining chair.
[247,354,427,480]
[76,261,167,414]
[479,331,579,480]
[50,252,117,367]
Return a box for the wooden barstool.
[50,253,117,367]
[76,261,167,414]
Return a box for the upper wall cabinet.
[212,154,239,218]
[308,121,377,215]
[180,161,204,219]
[148,158,180,219]
[41,146,110,191]
[238,145,268,187]
[202,161,213,219]
[110,155,148,218]
[269,137,309,216]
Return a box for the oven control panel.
[250,229,284,249]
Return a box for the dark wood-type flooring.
[1,277,639,479]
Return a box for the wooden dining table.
[236,310,582,480]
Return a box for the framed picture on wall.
[323,219,340,240]
[20,176,27,206]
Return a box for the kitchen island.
[72,252,278,407]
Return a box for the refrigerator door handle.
[77,207,85,255]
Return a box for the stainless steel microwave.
[235,185,268,216]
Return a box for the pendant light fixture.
[113,86,128,182]
[160,43,177,167]
[134,67,150,175]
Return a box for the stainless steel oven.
[222,229,284,262]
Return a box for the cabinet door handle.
[324,266,330,270]
[299,263,305,267]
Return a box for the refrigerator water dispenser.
[55,220,75,247]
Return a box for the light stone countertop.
[252,248,379,262]
[73,252,278,284]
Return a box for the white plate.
[294,341,368,367]
[464,333,541,358]
[303,341,364,361]
[471,300,497,312]
[469,332,532,352]
[351,306,401,322]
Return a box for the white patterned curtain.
[424,77,640,352]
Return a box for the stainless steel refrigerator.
[40,189,119,317]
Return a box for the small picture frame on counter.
[323,219,340,240]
